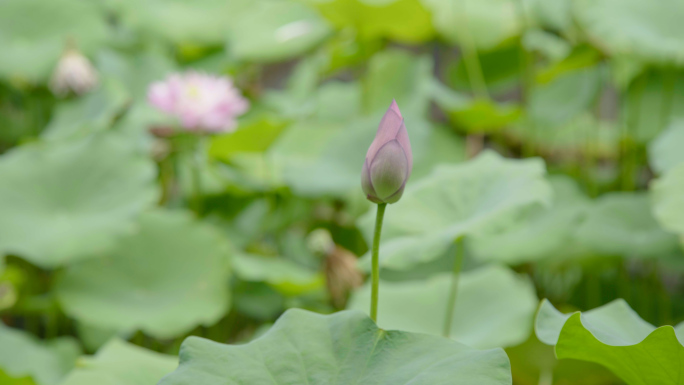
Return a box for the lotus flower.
[148,71,249,133]
[361,100,412,204]
[50,48,99,97]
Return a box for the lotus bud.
[50,48,99,97]
[361,100,412,204]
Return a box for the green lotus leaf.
[651,162,684,235]
[649,120,684,175]
[110,0,245,45]
[446,99,522,133]
[467,176,590,265]
[529,67,601,128]
[574,0,684,65]
[233,253,324,296]
[446,44,523,95]
[0,133,158,268]
[522,30,572,62]
[536,299,684,385]
[96,49,177,102]
[0,0,109,82]
[310,0,435,44]
[55,209,231,339]
[524,0,571,32]
[348,265,537,349]
[509,114,620,159]
[422,0,521,51]
[113,0,330,61]
[159,308,512,385]
[364,49,434,116]
[210,118,288,162]
[226,0,332,62]
[60,339,177,385]
[269,115,464,198]
[42,80,130,141]
[574,192,679,258]
[358,150,551,270]
[0,323,80,385]
[623,69,684,144]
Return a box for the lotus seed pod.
[361,100,412,204]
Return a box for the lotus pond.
[1,0,684,384]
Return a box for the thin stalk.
[443,238,464,337]
[452,1,489,157]
[453,6,489,101]
[514,0,537,158]
[621,74,646,191]
[45,312,58,339]
[370,203,387,323]
[191,135,205,215]
[660,67,676,130]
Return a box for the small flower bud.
[50,48,99,97]
[361,100,413,204]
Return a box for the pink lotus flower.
[148,71,249,133]
[361,100,413,204]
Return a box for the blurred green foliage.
[0,0,684,383]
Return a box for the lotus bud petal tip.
[361,100,412,204]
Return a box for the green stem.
[443,238,464,337]
[370,203,387,323]
[660,67,676,130]
[452,1,488,100]
[191,136,205,215]
[621,74,646,191]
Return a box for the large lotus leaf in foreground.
[536,299,684,385]
[0,133,158,268]
[56,209,231,339]
[0,323,80,385]
[574,0,684,66]
[358,151,551,270]
[60,339,177,385]
[159,308,512,385]
[348,265,537,349]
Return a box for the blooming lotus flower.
[148,71,249,133]
[361,100,412,204]
[50,48,98,97]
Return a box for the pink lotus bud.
[147,71,249,133]
[50,48,99,97]
[361,100,413,204]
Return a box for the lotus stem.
[443,238,464,337]
[370,203,387,323]
[621,74,646,191]
[191,135,205,215]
